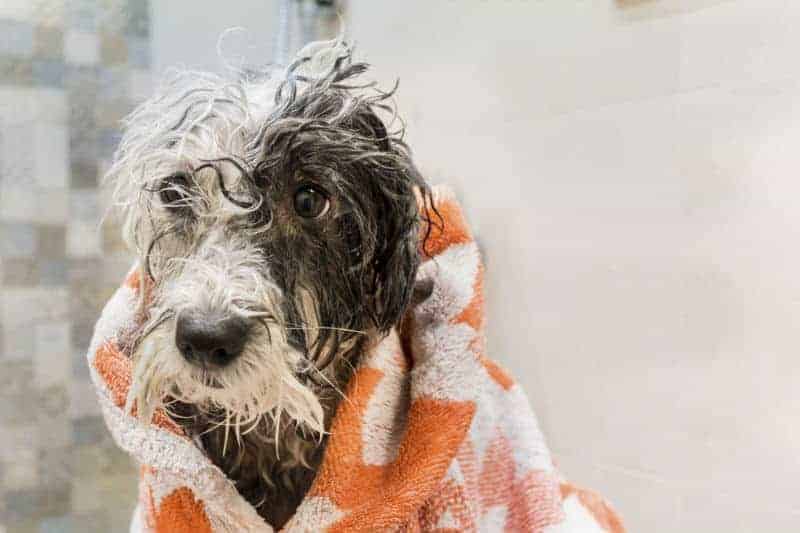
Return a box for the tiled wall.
[0,1,147,531]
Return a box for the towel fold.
[88,185,624,532]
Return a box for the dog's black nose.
[175,311,250,367]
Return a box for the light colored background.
[0,1,148,531]
[340,1,800,531]
[343,2,800,531]
[2,1,798,531]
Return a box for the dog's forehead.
[162,73,337,167]
[140,81,273,175]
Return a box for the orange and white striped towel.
[88,185,624,532]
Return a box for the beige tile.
[1,287,69,329]
[67,221,101,258]
[99,32,127,65]
[27,0,64,28]
[93,97,129,129]
[0,423,38,464]
[71,473,135,514]
[64,30,99,65]
[0,186,69,224]
[36,225,66,259]
[0,0,34,22]
[2,447,39,490]
[0,88,66,126]
[0,123,35,186]
[128,69,153,102]
[0,186,39,222]
[33,322,71,388]
[32,124,68,188]
[2,325,35,361]
[33,25,63,60]
[68,380,100,420]
[1,258,39,286]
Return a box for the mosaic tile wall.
[0,1,148,531]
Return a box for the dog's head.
[107,40,428,434]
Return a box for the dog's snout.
[175,310,250,367]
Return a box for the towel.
[88,185,624,532]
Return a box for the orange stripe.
[453,262,484,331]
[561,483,626,533]
[419,198,473,258]
[320,398,475,532]
[308,357,476,530]
[154,487,213,533]
[92,341,184,435]
[125,269,141,291]
[93,341,134,410]
[480,355,515,391]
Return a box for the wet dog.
[106,40,431,528]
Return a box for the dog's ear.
[369,185,422,332]
[350,104,429,332]
[369,163,428,333]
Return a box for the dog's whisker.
[273,404,282,461]
[302,361,346,406]
[241,413,263,437]
[247,312,279,322]
[160,399,193,421]
[235,411,245,446]
[222,411,232,456]
[285,325,367,336]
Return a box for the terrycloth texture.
[88,186,624,532]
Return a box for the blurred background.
[1,0,799,531]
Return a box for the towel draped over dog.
[88,186,624,532]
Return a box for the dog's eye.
[159,172,192,209]
[293,185,330,218]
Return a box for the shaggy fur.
[106,39,432,528]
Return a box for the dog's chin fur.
[124,232,355,527]
[128,320,364,527]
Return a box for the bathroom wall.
[0,1,148,531]
[344,1,800,531]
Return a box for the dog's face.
[107,41,426,434]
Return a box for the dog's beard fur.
[124,229,369,527]
[127,236,327,436]
[106,38,433,528]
